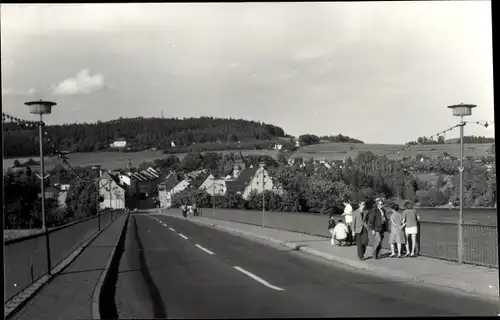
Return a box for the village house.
[116,167,161,198]
[158,172,180,208]
[99,171,126,209]
[199,175,227,196]
[41,185,68,208]
[110,137,127,149]
[158,171,212,208]
[225,162,276,200]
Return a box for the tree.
[298,134,320,146]
[438,136,445,144]
[180,152,204,172]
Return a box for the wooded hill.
[3,117,287,158]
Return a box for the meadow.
[294,142,494,161]
[3,142,494,173]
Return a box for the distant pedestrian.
[403,202,420,257]
[341,198,354,245]
[389,204,405,258]
[331,220,349,246]
[369,199,388,260]
[192,202,198,216]
[328,215,337,246]
[181,203,187,218]
[352,201,369,260]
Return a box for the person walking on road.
[341,198,354,245]
[352,201,369,260]
[403,202,420,257]
[389,204,405,258]
[181,203,187,218]
[328,215,337,246]
[369,199,388,260]
[331,220,349,246]
[192,202,198,216]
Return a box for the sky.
[1,2,494,144]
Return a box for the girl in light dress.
[389,204,406,258]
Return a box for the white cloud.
[53,69,105,95]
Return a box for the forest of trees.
[406,135,494,145]
[3,117,287,158]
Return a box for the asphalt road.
[113,213,498,318]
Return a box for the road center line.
[178,233,188,240]
[233,266,285,291]
[195,244,215,255]
[169,227,176,232]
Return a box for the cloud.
[53,69,105,95]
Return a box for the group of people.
[328,197,420,260]
[180,202,198,218]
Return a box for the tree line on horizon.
[406,135,494,145]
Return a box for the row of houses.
[158,156,282,208]
[41,166,163,210]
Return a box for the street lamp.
[25,99,57,275]
[447,103,476,264]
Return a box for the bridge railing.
[4,209,123,302]
[165,207,498,269]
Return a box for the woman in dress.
[389,204,406,258]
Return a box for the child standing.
[389,204,406,258]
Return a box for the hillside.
[3,117,286,158]
[292,142,494,161]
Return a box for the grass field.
[3,149,280,172]
[294,142,494,161]
[3,142,494,173]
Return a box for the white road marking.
[195,244,215,255]
[179,233,188,240]
[169,227,176,232]
[233,266,285,291]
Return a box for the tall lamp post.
[447,103,476,264]
[25,99,57,275]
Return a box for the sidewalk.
[10,215,128,320]
[156,211,499,300]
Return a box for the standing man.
[341,198,354,245]
[403,202,420,257]
[351,201,369,260]
[369,198,388,260]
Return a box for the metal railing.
[4,209,123,302]
[162,207,498,269]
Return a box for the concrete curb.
[92,214,130,320]
[4,214,121,320]
[156,213,499,301]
